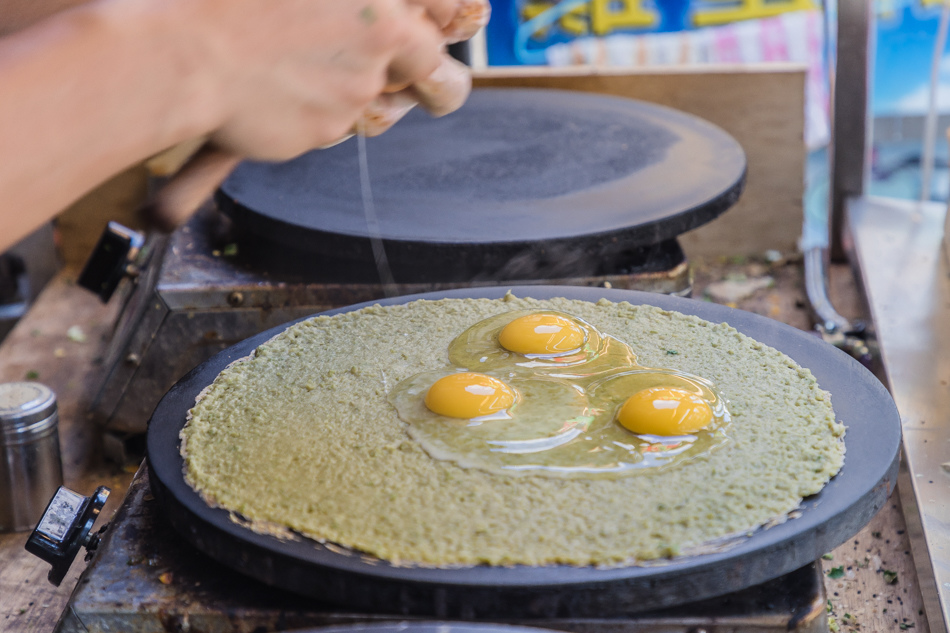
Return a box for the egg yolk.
[617,387,713,436]
[425,373,516,419]
[498,314,586,356]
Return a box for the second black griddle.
[217,89,746,281]
[147,286,900,617]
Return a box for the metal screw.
[227,292,244,307]
[125,353,140,366]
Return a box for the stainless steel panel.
[849,195,950,633]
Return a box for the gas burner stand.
[55,466,828,633]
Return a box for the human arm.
[0,0,478,252]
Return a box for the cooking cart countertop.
[0,266,929,632]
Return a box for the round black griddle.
[217,89,746,281]
[147,286,900,617]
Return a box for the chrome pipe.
[804,246,851,335]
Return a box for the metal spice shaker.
[0,382,63,532]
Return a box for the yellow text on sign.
[521,0,657,38]
[591,0,657,34]
[693,0,816,27]
[522,1,590,36]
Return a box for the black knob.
[24,486,110,586]
[76,222,144,302]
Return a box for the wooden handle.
[144,144,241,232]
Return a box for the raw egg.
[390,310,732,478]
[498,314,586,356]
[617,387,714,435]
[424,372,516,419]
[447,309,634,374]
[391,370,600,473]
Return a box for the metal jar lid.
[0,382,58,433]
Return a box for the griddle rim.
[146,285,899,614]
[216,88,747,257]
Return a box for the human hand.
[184,0,483,158]
[150,0,489,229]
[358,0,490,135]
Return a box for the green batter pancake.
[180,295,845,566]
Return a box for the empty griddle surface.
[217,89,745,280]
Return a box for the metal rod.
[803,246,851,334]
[829,0,874,262]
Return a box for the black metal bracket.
[77,222,145,302]
[25,486,111,586]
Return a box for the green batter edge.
[181,294,845,567]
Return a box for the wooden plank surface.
[0,272,133,633]
[474,66,807,260]
[0,262,930,632]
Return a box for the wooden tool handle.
[144,143,241,232]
